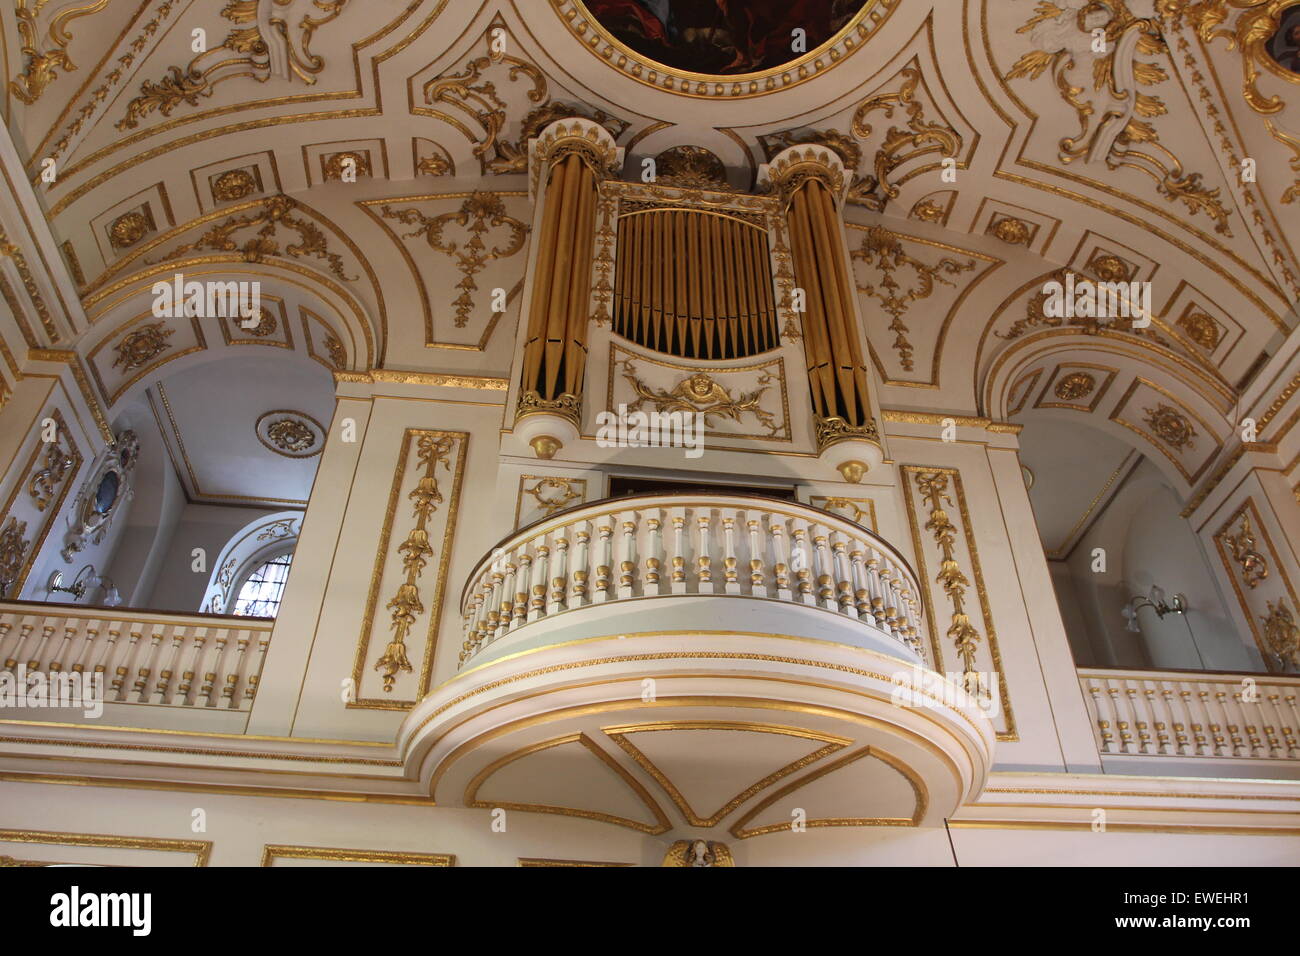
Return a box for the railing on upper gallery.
[1079,667,1300,760]
[0,601,272,710]
[459,492,925,668]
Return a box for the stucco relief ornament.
[525,477,582,517]
[662,840,734,867]
[1007,0,1232,233]
[112,321,174,371]
[622,361,779,435]
[267,419,314,453]
[1261,600,1300,671]
[1143,402,1197,450]
[1054,371,1097,400]
[61,431,140,562]
[256,411,324,458]
[0,517,31,598]
[1223,512,1269,588]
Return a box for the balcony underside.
[401,624,995,842]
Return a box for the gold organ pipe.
[518,151,601,420]
[786,176,872,430]
[611,209,779,361]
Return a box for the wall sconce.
[47,565,122,607]
[1121,586,1188,632]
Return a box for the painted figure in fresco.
[587,0,864,75]
[1267,5,1300,74]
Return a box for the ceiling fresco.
[579,0,872,74]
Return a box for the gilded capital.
[528,119,624,197]
[757,144,849,207]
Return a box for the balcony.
[1080,667,1300,766]
[401,493,996,843]
[0,601,271,733]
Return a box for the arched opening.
[29,349,332,616]
[1018,416,1261,672]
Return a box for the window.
[231,552,293,618]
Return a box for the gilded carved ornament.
[9,0,110,104]
[1007,0,1233,234]
[379,192,528,329]
[422,27,627,177]
[653,146,732,190]
[850,66,963,210]
[28,442,75,512]
[1054,370,1098,399]
[1171,0,1300,114]
[524,477,582,517]
[0,517,31,599]
[146,194,355,282]
[759,146,847,206]
[108,211,152,249]
[621,360,779,436]
[850,226,976,372]
[1261,599,1300,671]
[1223,511,1270,587]
[117,0,352,129]
[1142,401,1198,450]
[212,169,259,202]
[914,471,984,697]
[662,840,734,867]
[997,268,1174,344]
[375,434,455,692]
[111,321,174,371]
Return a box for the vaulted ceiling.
[2,1,1297,484]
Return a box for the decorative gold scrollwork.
[621,361,779,436]
[1008,0,1233,233]
[850,226,975,372]
[147,194,355,282]
[379,192,528,328]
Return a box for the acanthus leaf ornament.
[1007,0,1233,234]
[9,0,110,105]
[849,67,963,210]
[421,26,627,177]
[117,0,352,129]
[146,194,356,282]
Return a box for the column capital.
[528,119,623,198]
[757,145,849,207]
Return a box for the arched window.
[231,550,294,618]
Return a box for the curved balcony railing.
[459,492,925,668]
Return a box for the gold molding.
[0,828,210,866]
[518,857,634,867]
[602,721,851,828]
[463,732,672,835]
[552,0,899,99]
[260,844,454,867]
[728,745,927,838]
